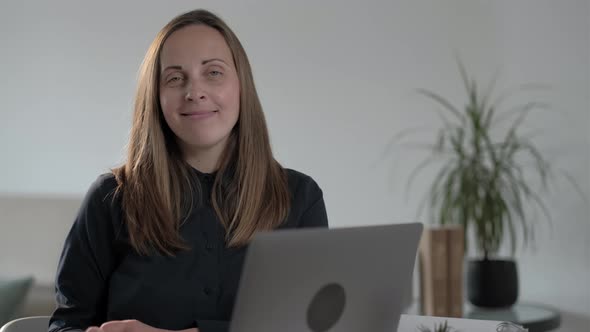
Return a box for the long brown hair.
[112,9,290,255]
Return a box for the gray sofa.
[0,194,81,324]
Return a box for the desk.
[406,302,560,332]
[466,303,560,332]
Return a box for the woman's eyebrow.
[162,59,228,73]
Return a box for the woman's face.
[159,24,240,153]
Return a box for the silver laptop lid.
[230,222,424,332]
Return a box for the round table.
[465,303,561,332]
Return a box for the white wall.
[485,2,590,331]
[0,0,588,330]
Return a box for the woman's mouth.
[181,110,218,119]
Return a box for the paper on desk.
[398,314,525,332]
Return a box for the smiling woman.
[159,25,241,167]
[48,9,328,332]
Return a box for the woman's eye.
[208,70,223,77]
[168,76,183,83]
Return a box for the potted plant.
[417,320,457,332]
[401,60,558,308]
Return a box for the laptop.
[229,222,424,332]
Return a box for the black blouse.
[48,167,328,332]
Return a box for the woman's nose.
[185,81,206,101]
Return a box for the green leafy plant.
[402,60,560,259]
[417,320,457,332]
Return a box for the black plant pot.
[467,259,519,308]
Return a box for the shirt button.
[203,287,212,296]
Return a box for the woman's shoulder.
[285,167,318,184]
[282,168,328,228]
[79,172,121,217]
[284,168,323,198]
[63,172,124,242]
[88,172,119,200]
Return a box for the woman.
[49,9,328,332]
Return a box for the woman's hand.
[85,319,198,332]
[85,320,164,332]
